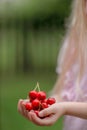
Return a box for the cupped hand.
[34,102,65,126]
[17,99,33,121]
[17,99,66,126]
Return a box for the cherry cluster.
[24,83,56,117]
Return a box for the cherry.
[42,102,48,109]
[47,98,56,105]
[41,99,48,103]
[25,83,56,118]
[37,91,46,100]
[29,90,38,100]
[25,102,32,111]
[32,99,40,110]
[34,110,39,117]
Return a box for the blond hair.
[52,0,87,96]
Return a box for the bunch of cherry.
[24,82,56,117]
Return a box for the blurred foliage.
[0,0,71,23]
[0,0,72,75]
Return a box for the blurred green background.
[0,0,72,130]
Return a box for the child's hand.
[30,103,66,126]
[18,99,66,126]
[17,99,33,121]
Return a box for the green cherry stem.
[34,83,38,91]
[37,82,40,92]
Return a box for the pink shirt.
[56,42,87,130]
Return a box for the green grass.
[1,72,63,130]
[0,28,64,72]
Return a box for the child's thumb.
[39,109,50,117]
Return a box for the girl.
[17,0,87,130]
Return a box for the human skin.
[17,99,87,126]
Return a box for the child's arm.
[28,102,87,126]
[39,102,87,120]
[18,99,87,126]
[63,102,87,119]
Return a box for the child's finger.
[39,105,55,118]
[27,111,35,121]
[30,112,44,126]
[30,112,56,126]
[17,99,24,114]
[18,99,28,119]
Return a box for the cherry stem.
[37,82,40,92]
[34,82,40,91]
[34,83,38,91]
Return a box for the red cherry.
[37,91,46,100]
[34,110,44,119]
[41,99,48,103]
[30,98,33,102]
[34,110,39,117]
[25,102,32,111]
[32,99,40,110]
[42,102,48,109]
[29,90,38,100]
[47,98,56,105]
